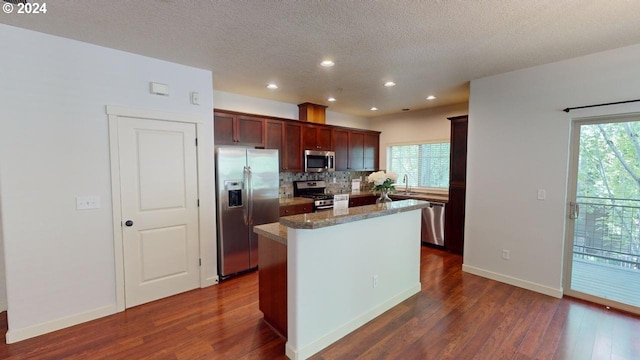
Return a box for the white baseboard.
[286,282,421,360]
[462,264,563,298]
[5,304,117,344]
[201,274,219,288]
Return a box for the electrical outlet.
[502,249,510,260]
[76,195,101,210]
[372,274,379,288]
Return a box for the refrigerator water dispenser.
[225,181,243,208]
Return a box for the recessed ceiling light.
[266,83,278,89]
[370,107,378,111]
[384,81,396,87]
[320,60,335,67]
[328,97,336,102]
[426,95,436,100]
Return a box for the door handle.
[247,166,254,225]
[569,202,580,219]
[243,166,249,225]
[124,220,134,227]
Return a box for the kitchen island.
[254,199,429,360]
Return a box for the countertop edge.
[280,199,430,229]
[254,222,287,245]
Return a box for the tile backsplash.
[279,171,374,197]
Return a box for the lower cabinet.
[279,203,313,217]
[348,195,377,207]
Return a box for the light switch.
[537,189,546,201]
[76,196,101,210]
[190,92,200,105]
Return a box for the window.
[388,142,450,189]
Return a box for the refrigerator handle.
[247,166,254,225]
[243,166,250,225]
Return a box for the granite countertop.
[343,191,376,198]
[279,197,314,206]
[278,199,430,229]
[389,192,448,203]
[279,192,373,207]
[278,191,447,207]
[254,222,288,245]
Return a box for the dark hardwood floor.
[1,246,639,359]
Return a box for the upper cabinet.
[214,111,265,147]
[283,122,303,172]
[348,131,365,171]
[364,132,380,171]
[333,129,380,171]
[265,119,303,172]
[302,124,332,151]
[214,109,379,173]
[298,102,328,124]
[332,129,350,171]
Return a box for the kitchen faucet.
[403,174,409,194]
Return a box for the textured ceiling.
[3,1,640,118]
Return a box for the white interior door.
[117,117,200,308]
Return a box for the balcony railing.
[574,196,640,270]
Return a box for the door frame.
[563,112,640,315]
[107,106,217,312]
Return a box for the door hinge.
[195,138,198,146]
[197,199,200,207]
[199,258,202,266]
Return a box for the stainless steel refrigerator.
[215,146,279,280]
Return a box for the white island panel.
[285,209,421,360]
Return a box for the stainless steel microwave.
[304,150,335,172]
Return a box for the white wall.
[286,210,421,359]
[465,43,640,297]
[213,90,371,130]
[370,103,468,169]
[0,24,214,341]
[0,196,6,312]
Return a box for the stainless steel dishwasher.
[422,202,445,246]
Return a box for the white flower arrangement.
[366,170,398,194]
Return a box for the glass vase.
[376,189,393,204]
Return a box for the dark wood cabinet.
[348,195,377,208]
[258,235,288,337]
[302,124,332,151]
[348,131,365,170]
[364,132,380,171]
[279,202,313,217]
[333,129,379,171]
[298,102,328,124]
[214,109,380,173]
[284,123,303,172]
[213,111,236,145]
[445,115,468,255]
[265,120,285,169]
[332,129,350,171]
[214,111,265,147]
[265,120,303,172]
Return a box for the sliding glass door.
[565,115,640,314]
